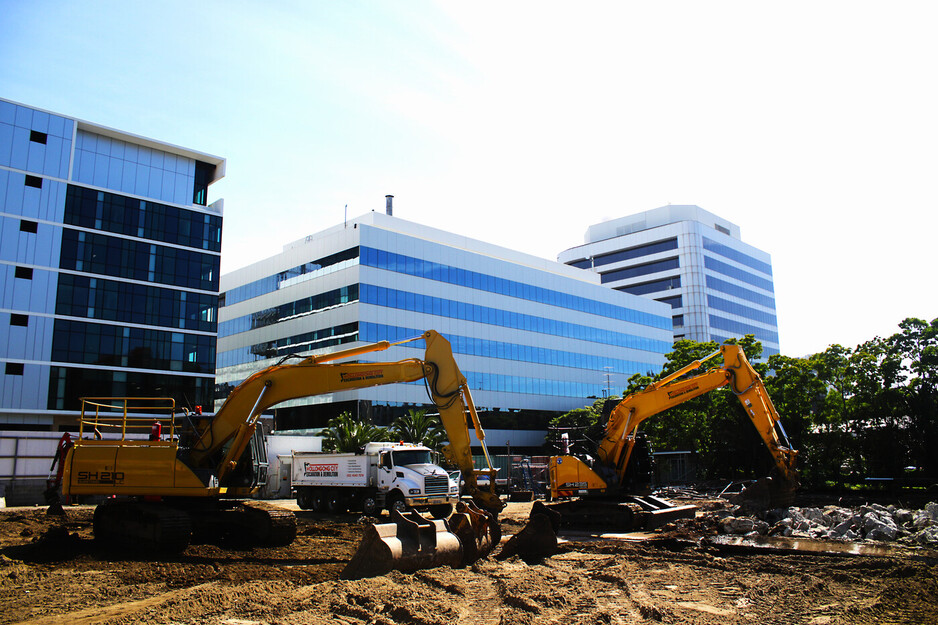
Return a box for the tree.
[548,396,618,456]
[321,411,386,452]
[389,409,447,449]
[887,318,938,476]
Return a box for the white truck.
[291,442,460,518]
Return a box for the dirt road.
[1,501,936,624]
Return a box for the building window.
[10,314,28,327]
[193,161,215,206]
[588,237,679,268]
[672,315,684,328]
[715,224,731,235]
[20,220,38,233]
[14,266,33,280]
[656,295,683,309]
[25,175,43,189]
[29,130,48,144]
[600,257,680,283]
[5,363,24,376]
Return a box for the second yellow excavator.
[548,344,799,528]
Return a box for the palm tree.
[322,411,387,452]
[389,408,447,450]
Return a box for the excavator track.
[238,500,298,546]
[185,500,297,547]
[93,499,192,553]
[547,496,696,532]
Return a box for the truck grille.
[424,475,449,495]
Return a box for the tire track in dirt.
[18,582,219,625]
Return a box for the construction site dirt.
[2,499,936,625]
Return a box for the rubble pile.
[715,501,938,545]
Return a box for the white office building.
[558,205,779,356]
[216,210,674,436]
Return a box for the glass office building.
[0,98,225,431]
[559,205,780,356]
[216,211,673,431]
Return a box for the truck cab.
[372,443,459,516]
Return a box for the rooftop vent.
[385,195,393,216]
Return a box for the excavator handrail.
[76,397,176,442]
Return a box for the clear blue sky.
[2,1,935,356]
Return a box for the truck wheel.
[296,489,313,510]
[327,491,347,514]
[311,490,326,512]
[360,494,378,516]
[387,493,408,514]
[429,504,453,519]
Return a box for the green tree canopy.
[389,408,447,450]
[321,411,386,453]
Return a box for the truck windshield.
[392,449,432,466]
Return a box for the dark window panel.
[14,266,33,280]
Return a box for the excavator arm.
[188,330,502,513]
[551,344,798,499]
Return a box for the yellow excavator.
[548,344,799,529]
[54,330,503,559]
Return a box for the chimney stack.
[385,195,393,216]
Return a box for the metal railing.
[77,397,176,443]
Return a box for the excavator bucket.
[448,500,501,564]
[341,510,464,580]
[736,475,798,509]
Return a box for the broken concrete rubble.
[712,501,938,545]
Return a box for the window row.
[361,246,670,331]
[702,237,772,276]
[705,275,776,309]
[223,247,360,306]
[59,229,220,291]
[361,323,660,377]
[568,237,679,270]
[703,256,774,292]
[709,315,780,345]
[361,284,672,354]
[218,284,358,337]
[56,274,218,332]
[656,295,683,309]
[65,185,222,252]
[600,257,679,283]
[51,319,217,373]
[463,370,612,399]
[47,366,214,411]
[217,322,359,368]
[616,276,681,296]
[707,295,778,327]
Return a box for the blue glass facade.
[0,98,224,425]
[359,247,670,331]
[216,212,672,422]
